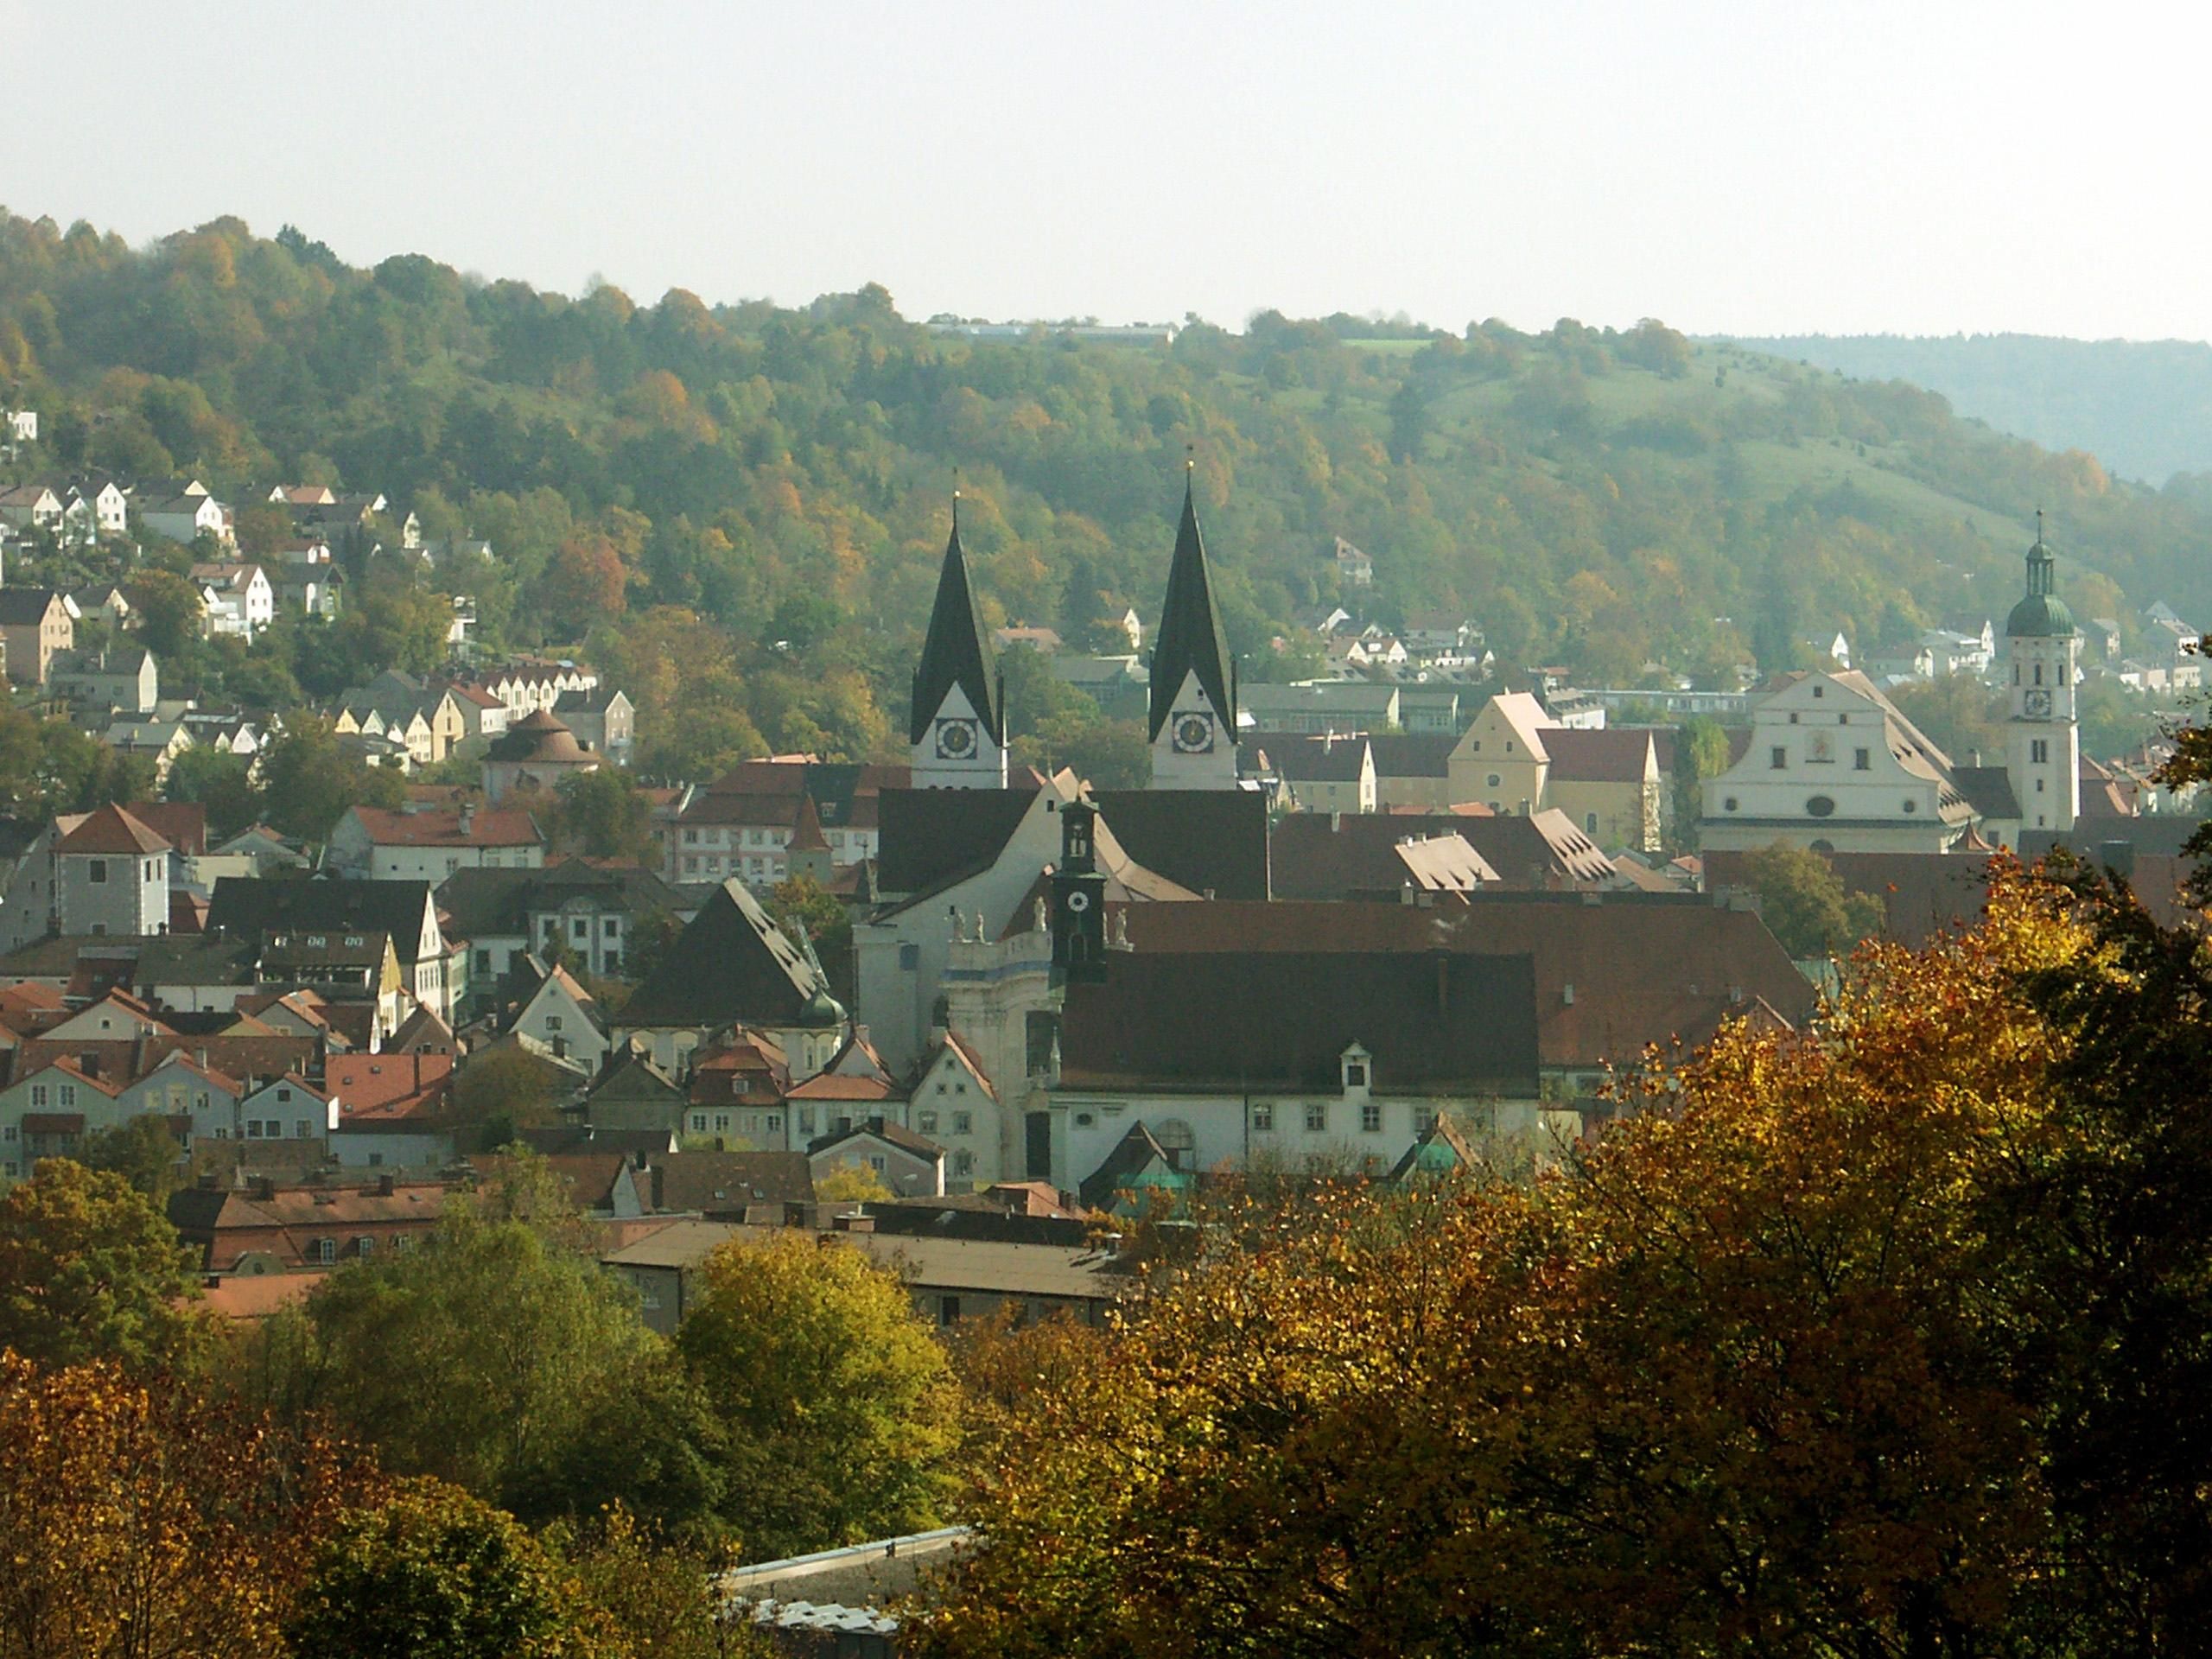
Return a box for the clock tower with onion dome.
[2004,512,2081,834]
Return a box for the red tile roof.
[54,803,171,855]
[347,807,543,849]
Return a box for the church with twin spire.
[909,467,1244,791]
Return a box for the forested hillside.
[1736,333,2212,488]
[2,210,2209,774]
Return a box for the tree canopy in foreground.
[915,862,2212,1658]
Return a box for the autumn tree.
[677,1233,957,1558]
[266,1198,721,1535]
[541,533,629,640]
[0,1159,212,1373]
[917,869,2183,1658]
[0,1352,366,1659]
[1735,837,1887,957]
[289,1480,615,1659]
[254,715,405,841]
[553,766,655,861]
[80,1114,190,1204]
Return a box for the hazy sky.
[13,0,2212,339]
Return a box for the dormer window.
[1340,1044,1372,1096]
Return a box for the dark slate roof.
[874,787,1039,897]
[205,877,437,965]
[909,514,1003,745]
[647,1149,815,1213]
[1093,789,1269,900]
[1252,733,1372,783]
[1952,765,2023,823]
[808,1116,944,1161]
[1146,480,1236,741]
[2020,817,2206,860]
[1365,734,1458,779]
[1059,950,1541,1096]
[616,879,820,1028]
[0,588,62,625]
[1111,895,1815,1072]
[435,860,687,939]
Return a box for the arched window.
[2034,663,2044,686]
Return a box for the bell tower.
[910,494,1007,789]
[1147,461,1240,790]
[2004,512,2080,836]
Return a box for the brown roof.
[647,1150,814,1215]
[1058,950,1541,1095]
[54,803,172,856]
[4,1033,318,1091]
[486,710,593,764]
[788,792,830,855]
[1110,896,1814,1072]
[1272,808,1615,897]
[1541,728,1658,783]
[124,800,207,856]
[1365,734,1459,779]
[347,806,543,848]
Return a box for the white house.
[143,494,231,548]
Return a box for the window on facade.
[1583,811,1598,835]
[799,1108,816,1134]
[474,950,491,974]
[1770,747,1787,769]
[1854,748,1871,770]
[295,1120,311,1139]
[918,1110,938,1134]
[952,1111,971,1135]
[899,944,921,971]
[572,918,588,939]
[31,1086,48,1109]
[57,1085,74,1109]
[546,1014,563,1032]
[356,1236,375,1257]
[1486,772,1501,788]
[1306,1103,1327,1133]
[868,1154,887,1174]
[952,1150,974,1178]
[691,1114,709,1133]
[1252,1103,1274,1131]
[315,1238,336,1264]
[2031,740,2050,764]
[1344,1062,1368,1089]
[938,1295,961,1326]
[2034,664,2044,686]
[1361,1103,1382,1133]
[713,1114,730,1133]
[87,860,106,884]
[766,1114,783,1132]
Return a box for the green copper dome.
[2005,530,2075,639]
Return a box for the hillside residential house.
[0,589,71,685]
[142,494,231,547]
[1442,693,1667,851]
[188,563,274,636]
[52,804,171,938]
[48,647,157,715]
[168,1177,453,1273]
[207,878,457,1020]
[667,760,905,887]
[808,1116,947,1198]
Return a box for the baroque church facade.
[1701,524,2087,854]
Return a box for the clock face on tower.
[1172,712,1215,754]
[934,717,978,759]
[2023,689,2053,719]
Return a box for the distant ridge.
[1720,333,2212,486]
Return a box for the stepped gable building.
[1701,520,2094,853]
[1147,469,1241,791]
[909,500,1007,790]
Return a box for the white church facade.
[1702,523,2086,854]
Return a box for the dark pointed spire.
[910,499,1004,746]
[1147,462,1236,741]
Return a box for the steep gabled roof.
[617,879,821,1028]
[909,512,1003,745]
[54,803,171,856]
[1147,479,1236,740]
[1092,789,1270,900]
